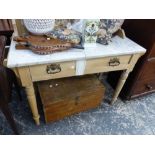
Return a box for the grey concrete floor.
[0,78,155,135]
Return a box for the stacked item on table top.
[14,19,84,55]
[13,19,125,55]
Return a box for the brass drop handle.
[46,64,61,74]
[109,58,120,66]
[146,84,153,90]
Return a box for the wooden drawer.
[30,61,76,81]
[85,55,132,74]
[147,43,155,58]
[38,75,105,123]
[138,58,155,81]
[132,79,155,96]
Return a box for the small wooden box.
[37,75,105,123]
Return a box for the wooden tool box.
[37,75,105,123]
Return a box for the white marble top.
[84,36,146,59]
[7,40,85,68]
[7,36,146,68]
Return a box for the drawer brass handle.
[146,84,153,90]
[109,58,120,66]
[46,64,61,74]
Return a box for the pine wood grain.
[38,75,105,123]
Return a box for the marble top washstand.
[7,36,146,68]
[6,33,147,125]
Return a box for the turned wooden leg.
[25,85,40,125]
[110,70,130,104]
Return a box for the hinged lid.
[37,75,104,107]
